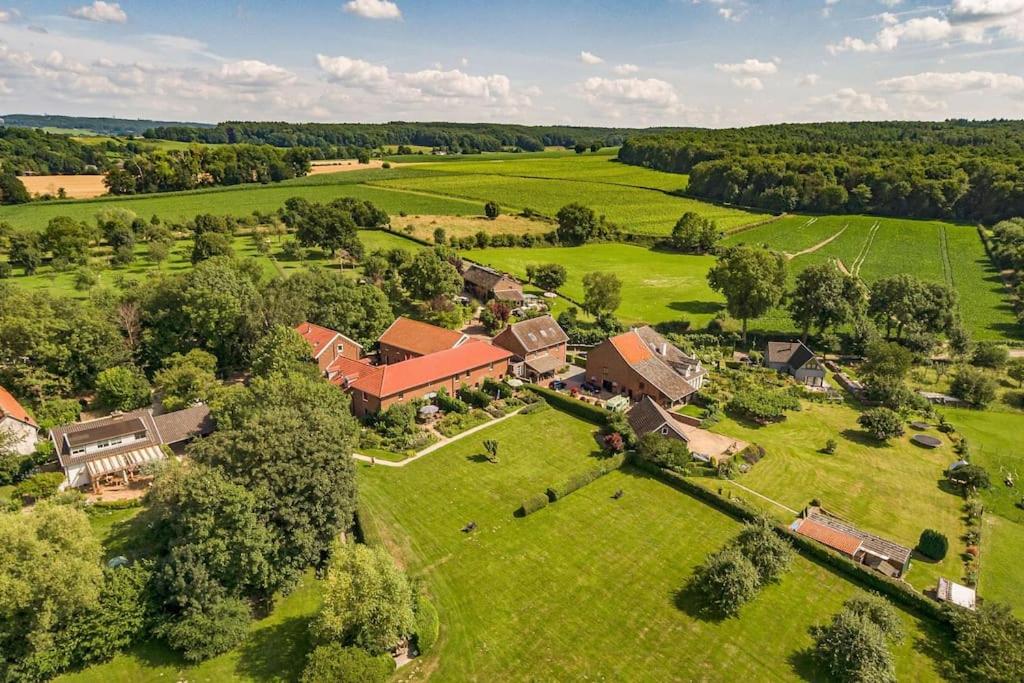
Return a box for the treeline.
[145,121,682,154]
[104,144,312,194]
[619,120,1024,222]
[2,113,215,136]
[0,127,111,175]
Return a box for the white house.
[766,341,826,387]
[0,386,39,456]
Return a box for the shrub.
[435,388,468,414]
[519,493,548,516]
[823,438,838,455]
[636,432,690,472]
[458,386,491,409]
[520,400,549,415]
[14,471,65,501]
[525,385,610,424]
[412,593,439,656]
[857,407,904,442]
[735,518,793,584]
[971,341,1009,369]
[301,644,394,683]
[950,366,998,407]
[949,464,991,491]
[33,398,82,430]
[691,545,761,618]
[917,529,949,560]
[811,608,897,683]
[727,387,799,423]
[157,597,251,662]
[603,432,624,453]
[63,563,153,667]
[484,201,500,220]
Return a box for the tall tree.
[582,271,622,317]
[555,203,598,245]
[670,212,721,253]
[788,262,865,340]
[707,246,787,342]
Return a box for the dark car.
[550,380,567,390]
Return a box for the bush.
[917,529,949,560]
[435,388,468,414]
[636,432,690,472]
[15,471,65,501]
[525,385,610,424]
[301,644,394,683]
[33,398,82,430]
[735,518,793,584]
[412,593,439,656]
[950,366,998,407]
[520,400,549,415]
[691,545,761,617]
[157,597,251,662]
[823,438,838,455]
[94,366,152,412]
[519,493,549,516]
[811,607,897,683]
[971,341,1009,369]
[727,387,800,423]
[63,563,153,667]
[857,407,904,442]
[458,386,491,409]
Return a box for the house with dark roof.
[0,385,38,455]
[51,406,214,491]
[766,341,825,387]
[295,322,364,373]
[627,396,690,442]
[492,315,569,381]
[585,326,706,407]
[347,340,512,417]
[377,316,468,365]
[791,507,912,578]
[461,263,523,303]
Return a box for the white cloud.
[809,88,889,113]
[879,69,1024,92]
[316,53,529,106]
[797,73,820,87]
[343,0,401,20]
[70,1,127,24]
[579,50,604,65]
[714,58,778,75]
[580,76,681,109]
[731,76,763,90]
[218,60,296,88]
[613,63,639,75]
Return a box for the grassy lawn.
[464,243,724,328]
[980,514,1024,617]
[359,406,947,681]
[704,401,965,593]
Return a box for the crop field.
[463,243,724,327]
[358,407,947,681]
[369,172,758,235]
[706,402,964,593]
[724,215,1018,341]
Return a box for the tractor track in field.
[939,225,954,288]
[785,224,847,260]
[850,220,880,277]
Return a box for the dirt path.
[785,225,847,260]
[834,259,852,276]
[728,480,799,515]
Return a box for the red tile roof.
[295,322,342,359]
[795,518,863,556]
[609,331,653,365]
[326,356,380,387]
[350,340,511,398]
[0,386,36,428]
[378,317,465,356]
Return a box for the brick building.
[295,321,364,373]
[492,315,569,381]
[377,316,467,365]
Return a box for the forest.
[0,127,112,175]
[144,121,686,154]
[1,114,215,136]
[618,121,1024,222]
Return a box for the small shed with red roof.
[0,385,38,455]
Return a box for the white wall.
[1,418,38,456]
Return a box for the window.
[71,447,85,455]
[362,392,368,402]
[660,426,669,436]
[336,343,344,355]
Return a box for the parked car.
[550,380,567,390]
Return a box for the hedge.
[413,594,440,656]
[519,493,549,516]
[546,454,626,502]
[628,456,950,625]
[525,385,611,425]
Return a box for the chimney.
[660,343,667,356]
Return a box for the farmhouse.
[766,341,825,387]
[295,321,364,373]
[492,315,569,381]
[0,386,38,455]
[51,405,213,491]
[791,507,912,578]
[627,395,689,442]
[585,326,706,407]
[348,340,513,418]
[461,263,524,303]
[378,316,468,364]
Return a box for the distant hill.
[1,114,216,136]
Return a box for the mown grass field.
[723,215,1018,340]
[463,243,724,328]
[705,401,964,593]
[359,407,947,681]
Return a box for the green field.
[464,243,722,327]
[706,402,964,593]
[723,215,1018,340]
[359,407,946,681]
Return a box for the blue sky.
[1,0,1024,126]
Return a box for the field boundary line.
[785,225,847,260]
[939,225,954,288]
[358,182,493,209]
[722,212,788,236]
[727,480,798,515]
